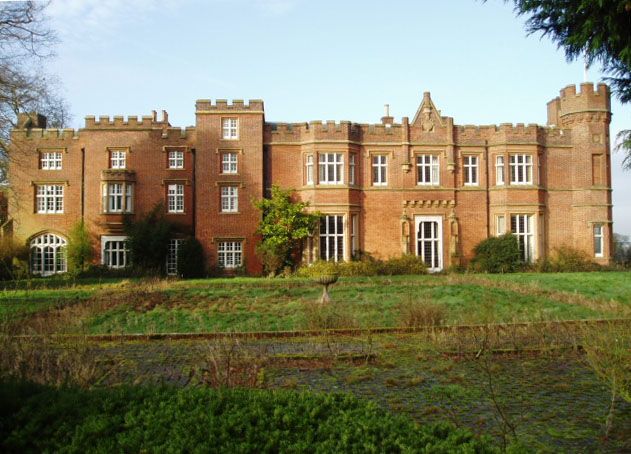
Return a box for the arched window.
[30,233,67,275]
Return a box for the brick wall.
[8,83,613,275]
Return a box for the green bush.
[297,254,428,277]
[471,234,522,273]
[124,203,173,275]
[535,245,600,272]
[380,254,428,275]
[177,237,206,278]
[0,237,29,281]
[66,221,93,274]
[0,381,497,453]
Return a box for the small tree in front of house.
[124,203,173,275]
[254,186,319,276]
[66,221,93,274]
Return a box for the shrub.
[0,382,498,453]
[177,237,206,278]
[471,234,522,273]
[296,254,428,277]
[380,254,428,275]
[0,237,29,281]
[398,298,446,328]
[124,203,173,275]
[537,245,600,272]
[300,301,359,330]
[66,221,93,274]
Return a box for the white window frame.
[221,186,238,213]
[167,184,184,213]
[102,182,134,213]
[349,154,356,185]
[496,156,505,185]
[319,215,344,262]
[305,155,314,185]
[593,224,604,258]
[222,152,238,174]
[509,154,533,185]
[416,154,440,186]
[318,153,344,185]
[222,118,239,140]
[30,233,67,276]
[511,214,535,262]
[415,215,443,272]
[168,150,184,169]
[372,155,387,186]
[101,236,129,269]
[36,184,64,214]
[110,150,126,169]
[166,238,183,276]
[463,155,479,186]
[218,241,243,268]
[40,151,62,170]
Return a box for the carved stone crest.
[421,106,435,132]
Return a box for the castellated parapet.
[547,83,610,126]
[195,99,264,112]
[84,110,171,129]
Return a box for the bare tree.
[0,1,70,164]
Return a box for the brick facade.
[8,83,613,275]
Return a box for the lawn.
[1,271,629,335]
[2,272,630,452]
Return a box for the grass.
[0,272,629,335]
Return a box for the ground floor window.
[593,224,604,258]
[166,239,183,275]
[416,216,442,272]
[218,241,242,268]
[511,214,534,262]
[30,233,66,275]
[102,236,129,268]
[320,215,344,262]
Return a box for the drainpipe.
[485,140,490,238]
[191,148,196,236]
[81,147,85,221]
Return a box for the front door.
[415,216,443,272]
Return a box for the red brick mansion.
[8,82,613,275]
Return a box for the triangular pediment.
[411,92,445,132]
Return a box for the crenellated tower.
[546,83,612,262]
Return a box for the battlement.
[195,99,264,112]
[84,110,170,129]
[266,123,303,142]
[160,127,195,140]
[304,120,361,141]
[547,83,610,126]
[10,128,79,140]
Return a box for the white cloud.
[48,0,178,45]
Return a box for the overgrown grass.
[1,272,629,335]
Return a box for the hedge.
[0,381,497,453]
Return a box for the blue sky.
[47,0,631,235]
